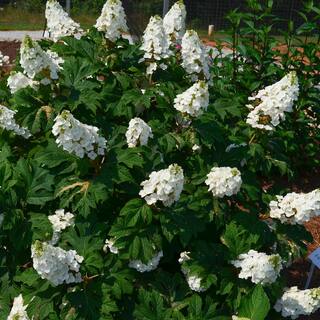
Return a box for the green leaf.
[15,159,54,205]
[116,148,145,168]
[238,285,270,320]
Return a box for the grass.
[0,6,96,31]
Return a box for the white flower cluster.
[139,164,184,207]
[31,240,84,286]
[48,209,74,245]
[274,287,320,319]
[45,0,83,41]
[7,72,38,94]
[246,72,299,130]
[163,0,186,45]
[205,167,242,198]
[184,273,206,292]
[52,110,107,159]
[0,105,31,138]
[20,36,64,84]
[178,252,206,292]
[140,15,172,75]
[125,117,153,148]
[231,250,283,285]
[181,30,211,82]
[7,294,29,320]
[129,251,163,272]
[95,0,128,42]
[173,81,209,117]
[269,189,320,224]
[0,50,9,67]
[103,238,119,254]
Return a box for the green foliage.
[1,0,320,319]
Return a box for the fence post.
[163,0,169,17]
[66,0,71,14]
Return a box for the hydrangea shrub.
[0,0,320,319]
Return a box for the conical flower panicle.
[45,0,83,41]
[95,0,129,42]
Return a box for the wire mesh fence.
[0,0,304,35]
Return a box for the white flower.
[231,250,283,285]
[45,0,83,41]
[163,0,186,45]
[129,251,163,272]
[48,209,74,245]
[20,36,64,83]
[95,0,128,42]
[173,81,209,117]
[185,274,206,292]
[52,110,107,159]
[7,294,29,320]
[125,117,153,148]
[140,15,172,75]
[178,252,207,292]
[178,251,191,264]
[0,105,31,138]
[205,167,242,198]
[181,30,211,82]
[274,287,320,319]
[139,164,184,207]
[0,51,9,67]
[192,144,201,152]
[103,238,119,254]
[7,72,38,94]
[269,189,320,224]
[246,72,299,130]
[31,240,84,286]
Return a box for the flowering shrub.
[0,0,320,319]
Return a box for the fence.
[122,0,304,35]
[0,0,305,35]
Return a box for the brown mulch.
[0,40,20,60]
[1,39,320,319]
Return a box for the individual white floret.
[178,251,191,264]
[0,51,9,67]
[45,0,83,41]
[52,110,107,159]
[246,72,299,130]
[231,250,283,285]
[20,36,64,83]
[205,167,242,198]
[7,294,29,320]
[7,72,38,94]
[192,144,201,152]
[0,105,31,138]
[274,287,320,319]
[31,240,84,286]
[95,0,128,42]
[48,209,74,245]
[173,81,209,117]
[103,238,119,254]
[140,15,173,75]
[269,189,320,225]
[129,251,163,272]
[163,0,186,45]
[181,30,211,82]
[139,164,184,207]
[125,117,153,148]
